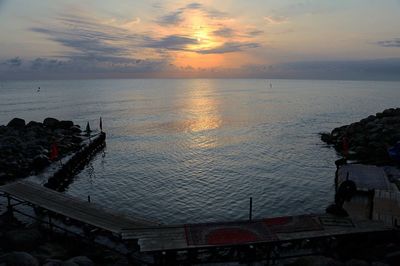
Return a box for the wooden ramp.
[0,181,159,234]
[121,214,392,252]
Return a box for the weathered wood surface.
[0,182,392,253]
[373,189,400,226]
[337,164,392,191]
[122,214,391,252]
[0,181,159,233]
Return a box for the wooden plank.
[127,214,391,252]
[338,164,390,191]
[373,190,400,226]
[0,181,158,233]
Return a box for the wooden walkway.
[0,181,393,254]
[0,181,159,234]
[121,215,391,252]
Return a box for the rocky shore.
[0,118,85,183]
[320,108,400,164]
[0,213,129,266]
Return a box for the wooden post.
[48,214,53,232]
[88,195,91,203]
[249,197,253,221]
[6,194,13,215]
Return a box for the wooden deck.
[0,181,393,253]
[337,164,400,226]
[337,164,393,191]
[121,214,392,252]
[0,181,159,234]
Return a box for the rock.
[284,256,343,266]
[59,121,74,129]
[7,118,25,129]
[384,250,400,264]
[382,108,396,117]
[26,121,43,128]
[71,135,83,144]
[65,256,93,266]
[4,228,43,250]
[345,259,368,266]
[371,262,389,266]
[43,118,60,128]
[32,243,69,262]
[0,251,39,266]
[32,154,50,171]
[320,132,334,144]
[70,126,82,134]
[60,262,78,266]
[360,115,376,124]
[43,259,63,266]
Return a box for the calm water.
[1,79,399,224]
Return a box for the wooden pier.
[121,214,391,253]
[0,181,393,264]
[0,181,159,234]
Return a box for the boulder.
[59,121,74,129]
[4,229,43,250]
[26,121,43,128]
[345,259,369,266]
[32,243,69,262]
[43,118,60,128]
[385,250,400,264]
[70,126,82,134]
[284,256,343,266]
[371,262,389,266]
[382,108,397,117]
[320,132,334,144]
[7,118,25,129]
[60,262,78,266]
[65,256,93,266]
[43,259,63,266]
[0,252,39,266]
[32,154,50,171]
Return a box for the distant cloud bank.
[376,38,400,47]
[1,57,400,80]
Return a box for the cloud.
[264,15,289,25]
[155,2,229,26]
[213,27,235,38]
[186,2,202,9]
[247,30,264,37]
[2,57,22,67]
[376,38,400,47]
[21,13,178,78]
[30,15,143,59]
[144,35,198,50]
[270,58,400,80]
[156,10,184,26]
[197,42,260,54]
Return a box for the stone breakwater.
[45,131,106,191]
[0,117,85,182]
[320,108,400,164]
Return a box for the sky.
[0,0,400,80]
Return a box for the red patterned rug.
[185,220,278,246]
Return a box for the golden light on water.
[186,93,221,133]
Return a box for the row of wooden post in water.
[45,123,106,191]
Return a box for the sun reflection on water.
[184,80,222,149]
[185,80,221,133]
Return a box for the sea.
[1,79,399,224]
